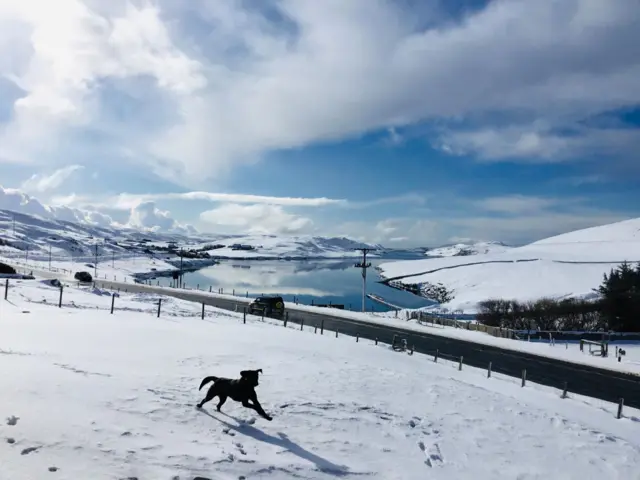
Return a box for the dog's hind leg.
[197,387,218,408]
[216,395,228,412]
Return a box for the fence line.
[1,278,629,421]
[408,310,516,340]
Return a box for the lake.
[156,256,433,312]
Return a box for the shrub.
[420,282,454,304]
[596,261,640,332]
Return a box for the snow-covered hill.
[192,234,382,259]
[0,209,379,263]
[378,218,640,313]
[426,241,511,257]
[2,278,637,479]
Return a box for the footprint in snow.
[6,415,19,426]
[21,446,40,455]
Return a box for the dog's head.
[240,369,263,387]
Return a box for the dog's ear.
[257,368,263,374]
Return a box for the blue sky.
[0,0,639,247]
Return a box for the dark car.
[74,271,93,283]
[248,296,285,319]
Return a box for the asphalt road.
[9,264,640,410]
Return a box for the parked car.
[74,271,93,283]
[248,295,285,319]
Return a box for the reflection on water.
[157,259,434,312]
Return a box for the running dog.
[196,369,273,421]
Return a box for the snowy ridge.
[1,278,639,479]
[194,234,382,259]
[426,241,511,257]
[378,217,640,313]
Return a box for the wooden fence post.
[335,329,339,338]
[4,279,8,300]
[300,319,304,330]
[58,286,63,308]
[284,312,288,327]
[110,293,115,314]
[356,333,359,343]
[458,356,463,371]
[243,307,247,324]
[434,349,439,363]
[521,369,527,387]
[562,381,568,399]
[617,398,624,419]
[487,361,492,378]
[157,299,162,318]
[375,338,378,345]
[321,320,325,335]
[201,303,205,319]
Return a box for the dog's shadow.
[200,409,351,476]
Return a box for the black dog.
[196,369,273,421]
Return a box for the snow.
[1,278,639,479]
[378,217,640,313]
[426,241,512,257]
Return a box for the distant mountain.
[0,209,380,261]
[426,241,511,257]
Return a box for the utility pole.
[94,244,98,279]
[354,248,375,312]
[179,248,184,289]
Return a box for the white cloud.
[474,195,564,215]
[109,192,345,209]
[127,201,194,234]
[50,190,429,211]
[0,185,195,233]
[0,0,637,182]
[21,165,84,193]
[199,203,313,235]
[439,126,640,163]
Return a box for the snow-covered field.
[1,279,639,480]
[379,217,640,313]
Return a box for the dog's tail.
[198,376,219,391]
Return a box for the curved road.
[8,264,640,410]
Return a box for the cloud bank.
[0,0,638,185]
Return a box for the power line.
[354,247,375,312]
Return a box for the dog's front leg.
[244,394,273,421]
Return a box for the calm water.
[156,257,434,312]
